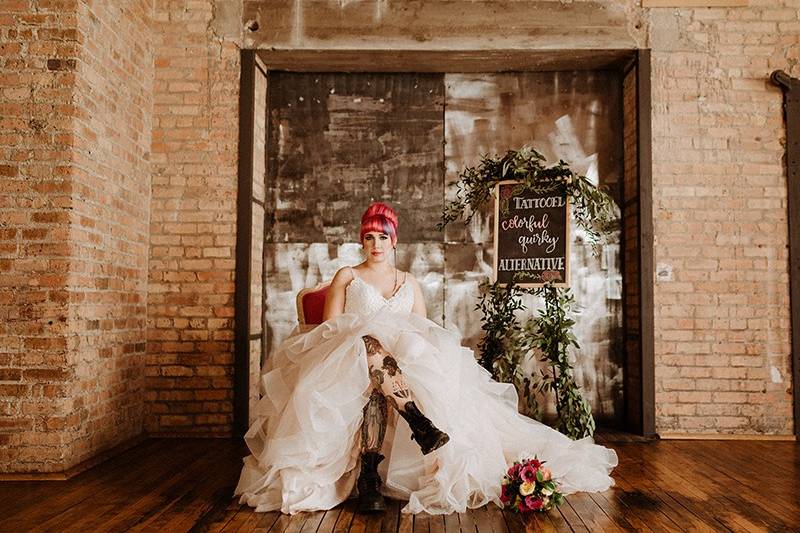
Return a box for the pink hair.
[359,202,398,246]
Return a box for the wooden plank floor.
[1,436,798,532]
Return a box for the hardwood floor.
[1,436,797,532]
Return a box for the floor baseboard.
[0,434,147,481]
[658,432,796,441]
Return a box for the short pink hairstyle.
[359,202,398,246]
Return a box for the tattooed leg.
[362,335,415,412]
[361,388,388,453]
[362,335,450,455]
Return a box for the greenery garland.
[438,146,617,254]
[439,147,617,440]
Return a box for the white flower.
[542,486,553,496]
[520,481,535,496]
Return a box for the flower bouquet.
[501,457,564,513]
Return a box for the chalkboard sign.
[493,180,570,287]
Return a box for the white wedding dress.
[235,273,618,515]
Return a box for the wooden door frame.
[637,50,656,437]
[771,70,800,440]
[234,50,258,435]
[234,48,657,437]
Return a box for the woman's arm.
[322,267,354,322]
[408,274,428,318]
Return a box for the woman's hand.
[322,267,353,322]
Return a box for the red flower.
[541,270,562,282]
[500,484,511,504]
[517,500,527,512]
[507,463,522,478]
[520,464,538,483]
[525,496,544,511]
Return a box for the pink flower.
[525,496,544,511]
[541,270,562,282]
[541,467,552,481]
[520,465,538,483]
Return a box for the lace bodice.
[344,271,414,316]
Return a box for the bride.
[235,202,618,515]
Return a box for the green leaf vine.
[440,147,617,440]
[438,146,618,254]
[529,284,596,439]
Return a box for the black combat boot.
[357,451,387,513]
[398,401,450,455]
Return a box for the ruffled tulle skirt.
[234,310,618,515]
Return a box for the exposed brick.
[0,0,153,473]
[45,58,76,71]
[0,369,21,381]
[145,0,238,436]
[22,368,69,381]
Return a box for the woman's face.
[362,231,392,263]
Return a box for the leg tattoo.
[362,335,414,412]
[361,336,451,455]
[361,388,388,453]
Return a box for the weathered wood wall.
[263,70,625,426]
[263,72,446,360]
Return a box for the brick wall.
[0,0,80,472]
[146,0,240,435]
[650,1,797,435]
[0,0,153,473]
[65,0,153,467]
[2,0,799,474]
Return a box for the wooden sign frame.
[492,179,571,288]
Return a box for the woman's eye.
[380,235,388,240]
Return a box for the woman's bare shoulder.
[330,266,356,287]
[403,271,422,288]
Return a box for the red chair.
[296,281,330,331]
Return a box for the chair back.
[296,282,330,328]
